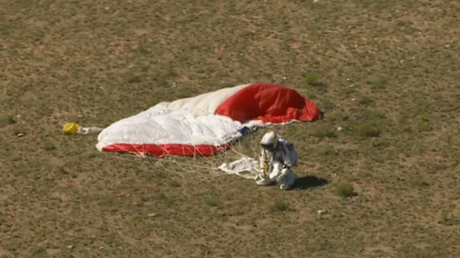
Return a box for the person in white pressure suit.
[255,131,299,190]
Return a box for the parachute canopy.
[96,83,320,157]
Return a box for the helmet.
[260,131,278,151]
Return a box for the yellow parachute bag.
[63,122,80,135]
[62,122,104,135]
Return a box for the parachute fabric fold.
[215,82,320,123]
[96,83,321,157]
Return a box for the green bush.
[269,199,290,212]
[336,182,355,198]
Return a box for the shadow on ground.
[292,175,329,190]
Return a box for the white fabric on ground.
[218,157,262,179]
[96,108,245,150]
[77,126,104,135]
[218,157,298,190]
[158,84,250,116]
[96,84,252,151]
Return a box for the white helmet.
[260,131,278,151]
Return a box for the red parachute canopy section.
[215,82,321,123]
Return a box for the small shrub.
[417,115,432,132]
[204,197,219,207]
[405,174,429,188]
[1,114,16,125]
[370,77,388,89]
[356,123,380,137]
[372,138,390,148]
[44,141,56,151]
[156,193,176,207]
[123,71,142,83]
[362,109,386,121]
[154,169,168,179]
[304,72,319,85]
[322,145,336,156]
[342,87,356,96]
[169,180,181,187]
[269,199,290,213]
[321,99,335,110]
[336,182,355,198]
[439,209,460,226]
[313,127,337,139]
[358,95,373,105]
[306,92,317,99]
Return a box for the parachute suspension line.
[97,123,303,181]
[134,130,263,179]
[96,123,303,180]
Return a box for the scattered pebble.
[317,210,327,219]
[337,126,342,131]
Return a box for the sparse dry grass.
[1,0,460,257]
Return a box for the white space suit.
[255,131,299,190]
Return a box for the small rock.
[16,133,25,138]
[317,210,327,219]
[317,210,327,215]
[67,245,73,249]
[336,126,342,131]
[147,213,156,217]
